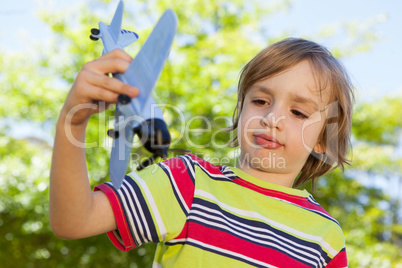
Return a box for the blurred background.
[0,0,401,267]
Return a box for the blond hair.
[228,38,354,188]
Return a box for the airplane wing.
[109,9,178,189]
[123,9,178,117]
[109,120,135,189]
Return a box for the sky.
[0,0,401,103]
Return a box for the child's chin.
[250,155,287,171]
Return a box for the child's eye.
[292,110,309,119]
[252,99,269,106]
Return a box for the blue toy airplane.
[90,0,178,189]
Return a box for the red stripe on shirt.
[233,178,332,217]
[326,248,348,268]
[189,154,226,176]
[163,157,195,210]
[187,222,312,268]
[174,222,190,240]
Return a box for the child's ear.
[313,142,325,154]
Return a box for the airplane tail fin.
[109,0,124,42]
[119,29,139,48]
[109,0,139,48]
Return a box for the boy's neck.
[235,163,298,188]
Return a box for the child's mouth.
[254,134,283,149]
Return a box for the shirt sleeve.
[95,155,196,251]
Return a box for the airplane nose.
[135,118,171,171]
[136,118,171,156]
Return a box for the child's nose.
[260,110,285,130]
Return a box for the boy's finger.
[83,58,132,76]
[90,49,133,73]
[100,49,133,63]
[82,84,120,104]
[82,70,139,98]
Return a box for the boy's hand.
[60,49,139,126]
[50,49,139,238]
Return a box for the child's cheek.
[300,119,324,151]
[237,115,245,148]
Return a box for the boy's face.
[237,60,330,186]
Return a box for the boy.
[50,38,353,267]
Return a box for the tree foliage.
[0,0,401,266]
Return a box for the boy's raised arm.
[49,49,138,239]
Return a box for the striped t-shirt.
[95,154,347,267]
